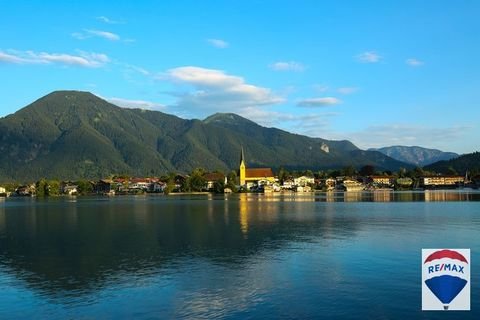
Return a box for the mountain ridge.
[0,90,413,181]
[369,145,458,166]
[424,152,480,175]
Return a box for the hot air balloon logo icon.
[422,249,470,311]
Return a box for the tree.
[164,181,175,195]
[359,165,375,176]
[213,179,225,193]
[163,173,178,194]
[342,165,356,177]
[277,167,288,183]
[329,170,341,178]
[189,175,206,192]
[412,167,424,178]
[35,179,47,197]
[47,180,60,196]
[315,170,327,179]
[226,170,238,192]
[447,166,458,176]
[304,170,314,177]
[188,168,206,191]
[77,180,93,195]
[3,183,20,193]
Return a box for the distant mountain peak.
[369,145,459,166]
[203,113,257,126]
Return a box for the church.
[239,147,275,187]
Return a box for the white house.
[62,185,78,195]
[294,176,315,187]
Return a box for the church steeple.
[239,146,246,186]
[240,146,245,166]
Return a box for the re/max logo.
[428,263,464,274]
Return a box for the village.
[1,148,478,197]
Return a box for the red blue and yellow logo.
[422,249,470,311]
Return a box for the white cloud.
[207,38,229,48]
[72,29,121,41]
[96,16,122,24]
[71,32,88,40]
[269,61,305,72]
[297,97,341,107]
[337,87,358,95]
[238,107,333,130]
[406,58,424,67]
[86,29,120,41]
[0,49,109,67]
[356,51,382,63]
[161,66,283,112]
[107,97,165,110]
[0,51,30,64]
[312,84,329,92]
[123,63,151,76]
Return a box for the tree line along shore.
[1,165,479,198]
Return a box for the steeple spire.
[239,146,246,186]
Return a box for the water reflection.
[0,192,479,319]
[254,190,480,203]
[0,195,365,298]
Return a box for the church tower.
[239,146,246,186]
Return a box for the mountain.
[424,152,480,175]
[369,146,458,166]
[0,91,412,181]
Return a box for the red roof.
[130,178,151,183]
[203,172,225,182]
[245,168,274,178]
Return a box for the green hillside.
[0,91,412,181]
[424,152,480,175]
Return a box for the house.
[318,178,336,191]
[61,183,78,195]
[296,185,312,192]
[369,176,395,186]
[421,176,464,187]
[174,174,187,191]
[203,172,227,191]
[94,179,113,194]
[294,176,315,187]
[128,178,151,191]
[0,186,6,194]
[150,181,166,193]
[239,147,275,188]
[282,179,295,190]
[16,185,35,196]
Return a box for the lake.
[1,191,480,319]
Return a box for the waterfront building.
[61,183,78,195]
[239,147,275,188]
[369,176,395,186]
[203,172,227,191]
[294,176,315,187]
[421,176,464,187]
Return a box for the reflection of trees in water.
[0,196,362,298]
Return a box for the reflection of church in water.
[239,147,275,188]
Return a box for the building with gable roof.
[239,147,275,187]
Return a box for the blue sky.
[0,0,479,153]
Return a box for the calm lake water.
[1,191,480,319]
